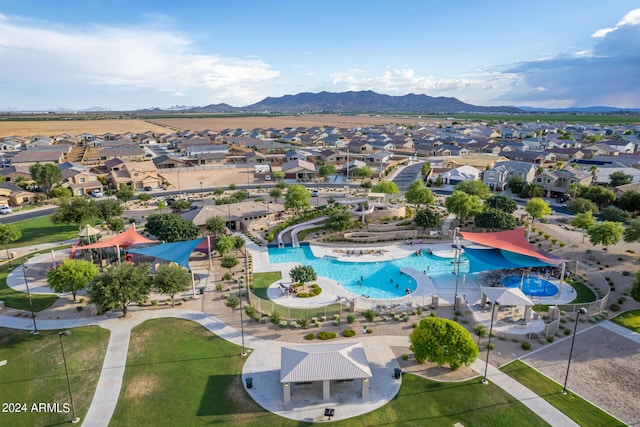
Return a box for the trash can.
[394,368,402,379]
[245,377,253,389]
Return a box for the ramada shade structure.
[80,226,156,250]
[459,228,564,269]
[125,238,205,271]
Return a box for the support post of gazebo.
[190,270,197,298]
[558,262,566,299]
[361,378,369,398]
[524,306,531,324]
[322,380,330,401]
[283,383,290,402]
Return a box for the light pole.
[200,182,204,208]
[482,301,499,384]
[22,258,38,335]
[59,331,80,424]
[452,227,461,312]
[562,307,588,394]
[238,245,249,357]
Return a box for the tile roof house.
[0,165,32,183]
[534,169,592,197]
[0,181,36,206]
[281,159,316,181]
[245,150,267,164]
[483,160,537,191]
[107,159,164,190]
[437,165,482,185]
[152,154,187,169]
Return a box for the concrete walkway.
[600,320,640,345]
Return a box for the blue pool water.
[501,275,559,297]
[268,245,468,299]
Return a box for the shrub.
[487,343,495,350]
[365,328,373,334]
[362,308,377,322]
[151,299,158,306]
[279,320,288,328]
[412,322,418,328]
[299,317,309,329]
[522,342,532,350]
[618,297,626,304]
[346,314,355,324]
[564,328,572,335]
[546,336,554,343]
[289,321,298,328]
[320,315,327,322]
[402,353,410,361]
[430,312,436,317]
[270,310,282,324]
[610,303,621,311]
[318,331,337,340]
[382,316,389,322]
[453,316,459,322]
[244,305,257,319]
[333,319,341,326]
[454,310,461,316]
[342,329,356,337]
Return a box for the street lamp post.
[482,301,499,384]
[452,243,461,312]
[200,182,204,208]
[562,307,588,394]
[59,331,80,424]
[22,259,38,335]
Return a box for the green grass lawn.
[534,278,596,312]
[611,309,640,333]
[8,215,81,248]
[0,251,60,311]
[501,360,624,427]
[0,326,110,427]
[111,318,549,427]
[252,271,282,299]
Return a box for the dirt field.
[0,119,168,138]
[149,114,445,132]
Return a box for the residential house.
[546,147,587,162]
[185,152,228,166]
[593,167,640,185]
[285,149,308,162]
[0,165,32,183]
[0,138,24,151]
[606,140,637,154]
[363,150,392,166]
[60,165,103,196]
[99,145,145,161]
[0,182,36,206]
[281,159,316,181]
[348,141,373,153]
[245,151,267,165]
[11,147,69,166]
[483,161,537,191]
[500,151,555,165]
[613,182,640,199]
[437,165,482,185]
[319,150,346,165]
[107,159,164,190]
[534,169,592,197]
[152,154,187,170]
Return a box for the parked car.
[264,174,271,181]
[0,206,13,214]
[143,186,153,191]
[311,189,319,197]
[89,189,104,198]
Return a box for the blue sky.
[1,1,639,110]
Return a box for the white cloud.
[0,14,279,107]
[592,8,640,37]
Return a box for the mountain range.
[180,91,522,114]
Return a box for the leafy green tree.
[410,317,479,370]
[507,176,525,195]
[598,206,630,223]
[225,294,240,311]
[205,216,226,237]
[519,183,545,198]
[326,206,355,231]
[50,187,72,199]
[580,186,615,208]
[445,191,484,220]
[0,223,21,268]
[284,184,311,213]
[318,164,337,181]
[474,208,517,230]
[91,199,124,222]
[566,197,598,214]
[115,183,135,206]
[145,213,201,242]
[525,197,551,222]
[29,163,62,197]
[421,162,431,177]
[229,184,237,191]
[213,188,225,201]
[171,199,193,211]
[486,195,517,214]
[405,180,435,206]
[220,255,239,276]
[269,188,282,203]
[570,211,595,242]
[618,190,640,214]
[87,262,152,317]
[51,197,97,229]
[414,208,441,229]
[353,165,374,178]
[587,221,624,250]
[214,234,235,256]
[631,271,640,302]
[138,193,152,202]
[273,171,285,181]
[609,171,632,187]
[107,217,125,232]
[473,323,488,345]
[360,180,372,189]
[371,181,399,195]
[289,265,317,288]
[46,259,98,301]
[454,180,491,199]
[623,219,640,243]
[233,235,245,254]
[154,263,191,307]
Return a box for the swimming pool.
[268,245,468,299]
[501,275,559,297]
